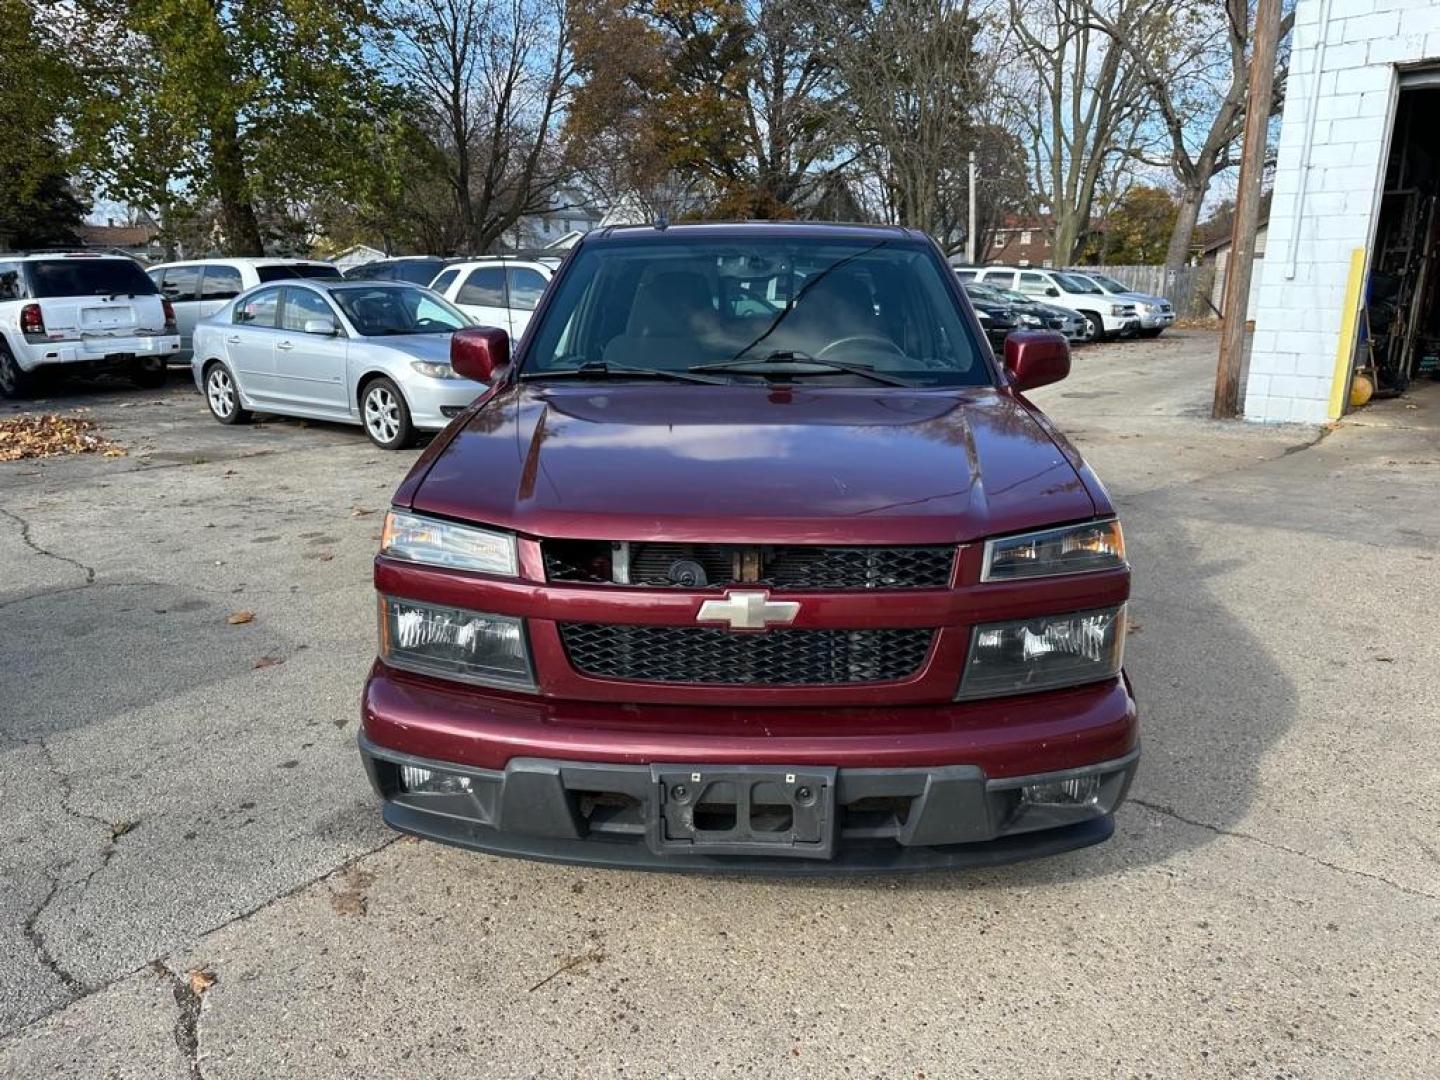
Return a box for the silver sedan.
[191,280,487,449]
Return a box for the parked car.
[1064,270,1175,337]
[0,253,181,397]
[148,258,341,364]
[964,279,1087,343]
[342,256,455,286]
[358,222,1137,872]
[961,282,1028,348]
[192,279,486,449]
[427,258,555,341]
[972,266,1140,342]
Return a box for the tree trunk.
[1164,180,1206,273]
[210,111,263,256]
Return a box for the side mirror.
[451,325,510,383]
[1045,287,1060,297]
[1004,330,1070,392]
[303,317,338,336]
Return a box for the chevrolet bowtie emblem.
[696,590,800,631]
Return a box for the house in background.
[504,189,606,250]
[79,221,165,263]
[332,244,388,273]
[1199,216,1270,321]
[984,217,1055,266]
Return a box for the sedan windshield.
[1088,273,1129,293]
[331,285,470,337]
[524,235,988,387]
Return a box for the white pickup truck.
[0,253,182,398]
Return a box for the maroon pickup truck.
[359,222,1137,872]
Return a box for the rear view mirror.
[303,318,337,336]
[1045,287,1060,297]
[1004,331,1070,392]
[451,325,510,383]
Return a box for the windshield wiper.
[519,361,725,385]
[690,351,911,387]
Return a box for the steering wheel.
[817,335,907,362]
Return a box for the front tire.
[361,377,415,450]
[0,343,38,399]
[1079,312,1104,343]
[204,362,251,425]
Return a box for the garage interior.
[1358,81,1440,404]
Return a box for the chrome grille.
[559,624,933,685]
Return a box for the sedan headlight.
[411,360,462,379]
[1019,313,1044,327]
[981,519,1125,581]
[380,596,533,689]
[381,510,518,576]
[957,605,1125,700]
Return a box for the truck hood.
[410,383,1098,545]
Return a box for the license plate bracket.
[649,765,837,859]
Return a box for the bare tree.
[831,0,992,248]
[385,0,574,252]
[1001,0,1151,265]
[1086,0,1296,272]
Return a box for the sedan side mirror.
[303,317,338,336]
[451,325,510,383]
[1004,330,1070,391]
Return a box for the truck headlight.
[380,596,534,689]
[957,605,1125,700]
[381,511,517,576]
[1110,304,1128,317]
[981,519,1125,581]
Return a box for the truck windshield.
[523,236,989,387]
[25,258,159,299]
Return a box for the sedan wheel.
[362,378,415,450]
[205,363,251,425]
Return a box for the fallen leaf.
[1374,656,1395,663]
[226,611,254,625]
[0,412,124,462]
[351,507,376,517]
[109,820,137,840]
[318,552,334,562]
[186,969,217,995]
[253,655,284,669]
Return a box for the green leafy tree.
[70,0,388,255]
[0,0,88,250]
[1083,185,1178,264]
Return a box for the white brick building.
[1247,0,1440,423]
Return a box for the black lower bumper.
[359,735,1138,874]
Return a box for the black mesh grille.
[559,624,933,685]
[544,542,953,590]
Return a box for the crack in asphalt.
[1128,798,1440,902]
[0,506,98,584]
[150,961,205,1080]
[21,868,85,999]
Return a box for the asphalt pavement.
[1,332,1437,1078]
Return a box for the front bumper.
[1136,311,1175,330]
[360,736,1138,873]
[17,333,182,371]
[359,665,1140,873]
[401,375,487,431]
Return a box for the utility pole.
[1213,0,1282,419]
[966,150,977,264]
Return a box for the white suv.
[148,258,341,363]
[0,253,181,398]
[973,266,1140,342]
[427,258,556,342]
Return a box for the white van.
[147,258,341,362]
[428,259,555,342]
[973,267,1140,342]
